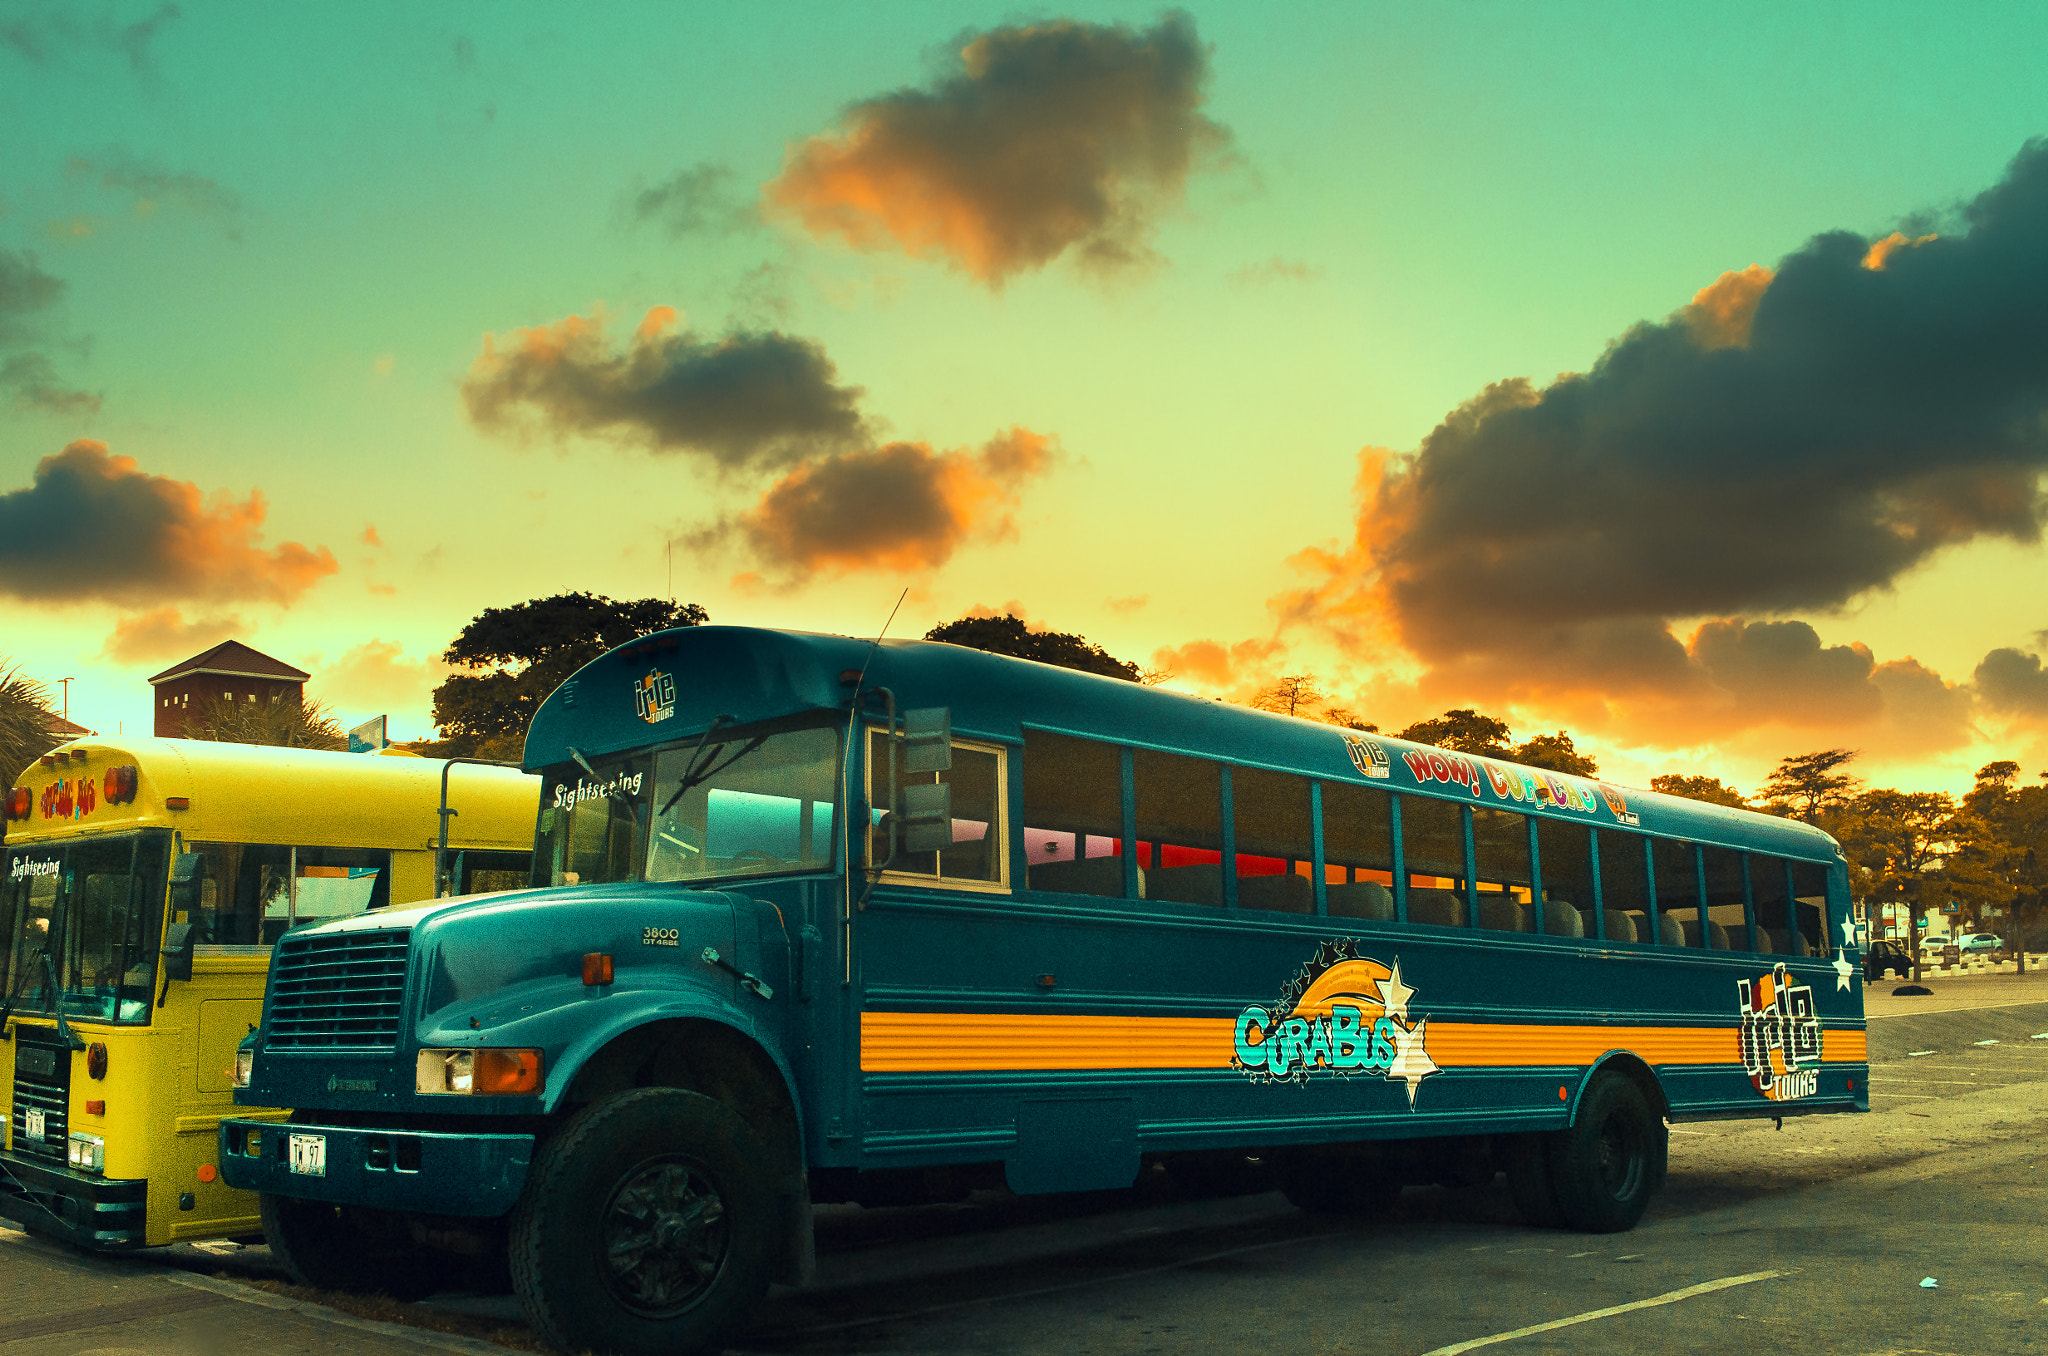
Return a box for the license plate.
[23,1108,44,1142]
[288,1133,327,1177]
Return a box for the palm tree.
[0,657,56,788]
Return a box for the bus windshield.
[2,830,172,1025]
[534,725,840,888]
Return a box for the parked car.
[1865,938,1913,980]
[1955,932,2005,955]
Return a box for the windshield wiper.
[0,946,83,1049]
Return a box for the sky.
[6,1,2048,800]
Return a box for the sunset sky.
[7,2,2048,799]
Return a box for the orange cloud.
[702,427,1059,580]
[310,639,454,716]
[765,13,1228,286]
[462,307,866,471]
[1862,231,1937,271]
[1148,636,1284,691]
[0,440,336,606]
[1683,263,1773,349]
[98,607,244,663]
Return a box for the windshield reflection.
[535,726,839,888]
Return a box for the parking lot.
[6,980,2047,1355]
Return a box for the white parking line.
[1414,1271,1787,1355]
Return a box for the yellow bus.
[1,736,536,1250]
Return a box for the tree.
[1761,748,1860,823]
[1398,709,1511,757]
[430,593,710,759]
[1,658,56,816]
[1319,708,1377,733]
[1649,774,1748,808]
[182,692,347,750]
[1511,732,1598,776]
[1830,787,2005,978]
[1250,673,1327,717]
[1963,761,2047,972]
[923,614,1140,682]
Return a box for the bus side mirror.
[899,782,953,853]
[902,708,952,774]
[161,921,195,983]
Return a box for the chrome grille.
[9,1028,69,1164]
[266,928,412,1050]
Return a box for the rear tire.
[509,1088,777,1356]
[259,1193,436,1300]
[1545,1075,1664,1233]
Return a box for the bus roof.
[7,736,537,852]
[528,626,1842,865]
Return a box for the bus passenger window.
[1231,766,1313,914]
[1323,781,1395,921]
[1022,732,1129,899]
[1401,796,1467,927]
[1749,855,1799,955]
[1702,847,1753,951]
[1791,860,1830,954]
[869,731,1004,886]
[1654,840,1709,947]
[1132,749,1223,906]
[1535,819,1593,938]
[1596,830,1652,944]
[1471,808,1533,933]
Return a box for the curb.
[158,1270,536,1356]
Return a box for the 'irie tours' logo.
[1738,962,1823,1101]
[632,669,676,725]
[1232,939,1440,1106]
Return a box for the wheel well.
[1585,1053,1668,1121]
[564,1019,800,1171]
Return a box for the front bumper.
[218,1118,534,1218]
[0,1149,147,1249]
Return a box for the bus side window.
[1596,829,1652,944]
[1322,781,1395,921]
[1471,808,1533,933]
[1654,840,1710,947]
[869,731,1005,887]
[292,848,394,924]
[1231,766,1313,914]
[1400,795,1467,928]
[1132,749,1223,907]
[460,850,534,896]
[1750,855,1800,955]
[1535,819,1593,938]
[1702,847,1753,952]
[1022,732,1129,899]
[1791,860,1830,954]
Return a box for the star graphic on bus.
[1387,1015,1440,1106]
[1833,949,1855,991]
[1375,959,1415,1024]
[1839,916,1858,949]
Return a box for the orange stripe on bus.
[859,1012,1869,1074]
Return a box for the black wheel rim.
[1594,1109,1646,1202]
[597,1156,730,1317]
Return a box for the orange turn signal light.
[85,1100,105,1116]
[474,1048,543,1095]
[581,952,614,986]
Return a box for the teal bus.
[221,626,1866,1356]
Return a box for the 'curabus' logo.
[1233,939,1440,1106]
[633,669,676,725]
[1345,735,1391,779]
[1738,962,1823,1101]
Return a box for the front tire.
[1545,1075,1665,1233]
[509,1088,777,1356]
[259,1193,436,1300]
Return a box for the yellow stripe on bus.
[859,1011,1868,1073]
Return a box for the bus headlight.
[415,1048,543,1096]
[67,1132,105,1175]
[234,1049,254,1087]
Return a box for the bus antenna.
[851,587,909,696]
